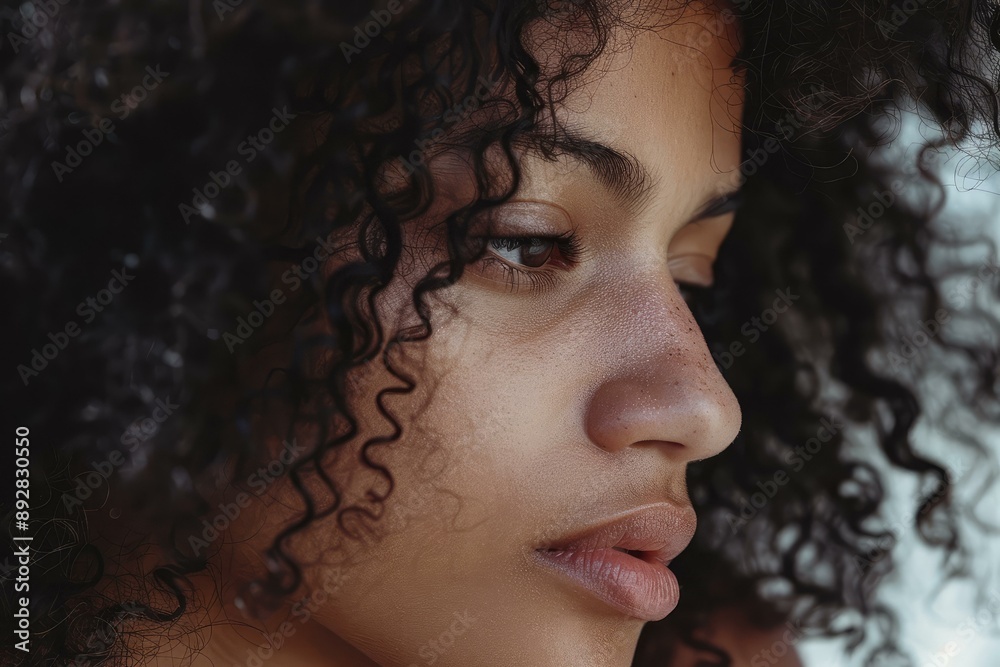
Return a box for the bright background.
[797,110,1000,667]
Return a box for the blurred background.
[799,106,1000,667]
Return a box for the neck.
[147,570,380,667]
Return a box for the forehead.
[528,2,745,213]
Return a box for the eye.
[699,190,745,219]
[487,237,556,268]
[472,230,584,294]
[668,252,722,309]
[667,253,715,289]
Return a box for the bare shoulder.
[665,607,804,667]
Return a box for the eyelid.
[477,199,575,236]
[668,254,715,288]
[469,206,584,294]
[470,196,734,294]
[696,190,745,221]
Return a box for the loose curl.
[2,0,1000,665]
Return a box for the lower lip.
[532,547,680,621]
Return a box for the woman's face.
[229,4,745,667]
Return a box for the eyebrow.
[515,127,744,222]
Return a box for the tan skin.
[148,2,801,665]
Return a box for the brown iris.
[488,237,555,268]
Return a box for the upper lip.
[536,503,697,567]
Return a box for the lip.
[532,503,697,621]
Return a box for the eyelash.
[475,191,742,296]
[480,232,724,314]
[478,230,585,295]
[478,229,716,305]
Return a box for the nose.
[583,271,742,462]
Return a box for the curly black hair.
[2,0,1000,665]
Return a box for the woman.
[3,0,999,665]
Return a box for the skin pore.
[150,2,801,666]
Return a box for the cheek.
[289,300,530,556]
[289,254,600,641]
[282,338,539,654]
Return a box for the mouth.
[611,546,644,558]
[541,545,655,562]
[532,504,696,622]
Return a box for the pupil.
[520,239,551,268]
